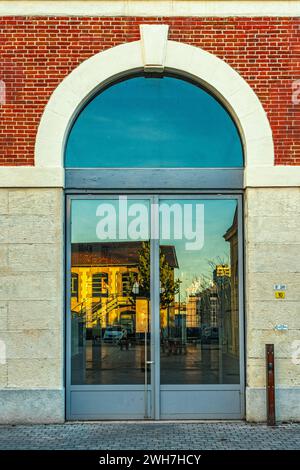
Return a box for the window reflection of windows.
[92,273,109,297]
[71,273,79,300]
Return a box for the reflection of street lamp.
[132,281,139,296]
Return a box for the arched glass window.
[65,75,243,168]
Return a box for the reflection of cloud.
[87,113,178,142]
[185,275,209,296]
[87,116,176,142]
[126,124,173,142]
[89,115,117,124]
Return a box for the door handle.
[146,361,154,364]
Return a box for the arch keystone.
[140,24,169,73]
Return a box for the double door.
[66,195,244,419]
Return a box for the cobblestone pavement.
[0,422,299,450]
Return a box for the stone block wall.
[245,187,300,421]
[0,188,64,423]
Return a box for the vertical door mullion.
[150,195,160,420]
[237,195,245,418]
[65,195,72,420]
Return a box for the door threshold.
[66,419,244,424]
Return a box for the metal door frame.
[66,194,157,420]
[65,192,244,420]
[157,194,244,419]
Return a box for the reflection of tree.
[160,250,181,309]
[129,241,181,307]
[128,241,150,301]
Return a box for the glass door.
[67,197,152,420]
[66,194,244,420]
[159,197,243,419]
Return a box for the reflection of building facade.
[71,242,139,331]
[71,242,178,334]
[196,264,233,345]
[199,285,218,328]
[223,210,239,357]
[185,294,201,328]
[173,294,201,331]
[213,266,232,350]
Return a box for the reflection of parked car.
[103,326,123,343]
[186,327,202,343]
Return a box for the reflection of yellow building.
[186,295,201,328]
[71,242,178,333]
[216,265,231,278]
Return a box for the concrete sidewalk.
[0,422,299,450]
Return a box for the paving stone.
[0,422,299,450]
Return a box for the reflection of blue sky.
[71,199,150,242]
[65,76,243,168]
[160,200,237,299]
[72,199,237,300]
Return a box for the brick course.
[0,16,299,166]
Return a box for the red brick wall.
[0,16,299,166]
